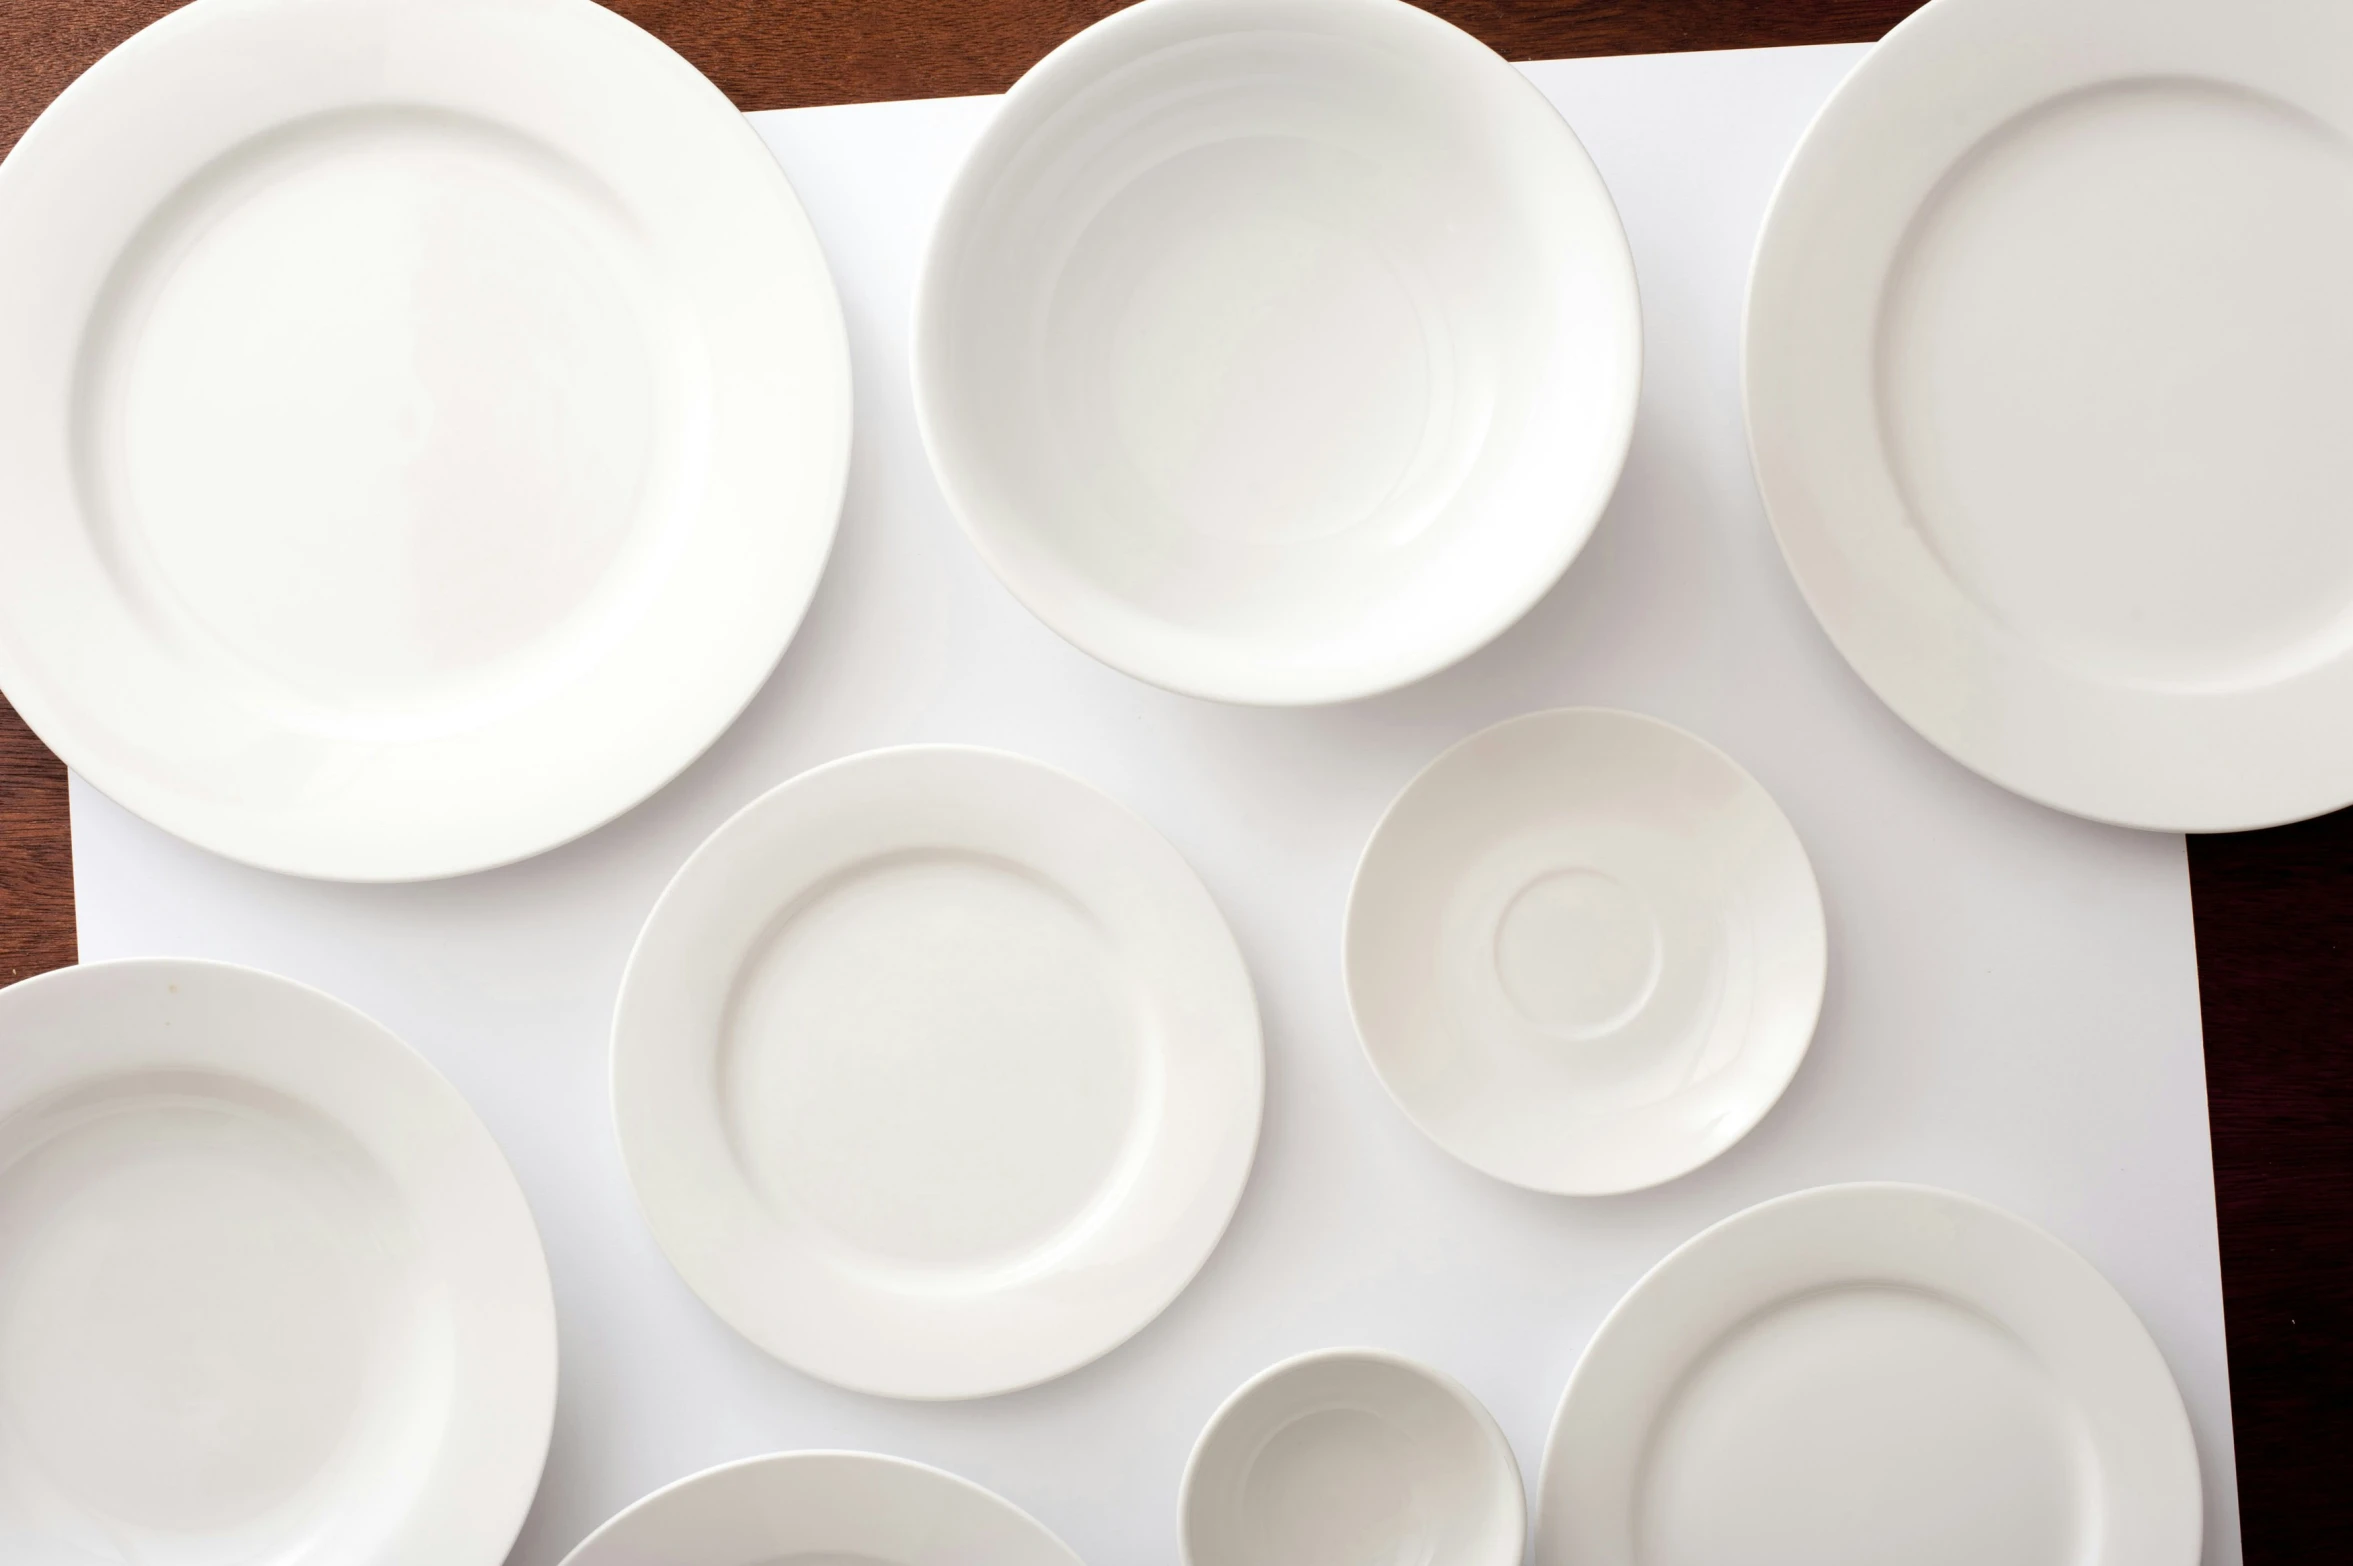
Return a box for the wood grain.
[0,691,72,983]
[2,1,2346,1560]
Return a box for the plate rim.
[1532,1179,2203,1566]
[0,954,559,1566]
[609,741,1265,1400]
[0,0,853,881]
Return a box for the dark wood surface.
[2,2,2344,1560]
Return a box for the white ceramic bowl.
[1345,708,1825,1194]
[915,0,1641,704]
[1181,1348,1524,1566]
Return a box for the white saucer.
[1748,0,2353,829]
[1182,1348,1523,1566]
[0,959,555,1566]
[1345,709,1824,1195]
[915,0,1640,704]
[0,0,850,878]
[612,745,1263,1398]
[1537,1183,2201,1566]
[559,1451,1081,1566]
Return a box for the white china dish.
[0,958,555,1566]
[915,0,1641,704]
[0,0,850,879]
[558,1451,1081,1566]
[1181,1347,1523,1566]
[1537,1182,2201,1566]
[1747,0,2353,830]
[1345,708,1824,1194]
[612,745,1262,1399]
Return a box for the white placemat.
[68,42,2240,1566]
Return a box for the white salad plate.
[558,1451,1081,1566]
[915,0,1641,704]
[0,0,850,879]
[1537,1183,2202,1566]
[0,959,556,1566]
[1748,0,2353,830]
[1182,1348,1523,1566]
[612,745,1263,1399]
[1345,709,1824,1195]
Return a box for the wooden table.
[3,2,2345,1558]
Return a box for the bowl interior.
[1182,1352,1522,1566]
[920,0,1638,702]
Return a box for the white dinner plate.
[1747,0,2353,830]
[1345,709,1824,1195]
[558,1451,1081,1566]
[1537,1183,2201,1566]
[0,0,850,879]
[0,959,555,1566]
[915,0,1640,705]
[612,745,1262,1399]
[1182,1349,1523,1566]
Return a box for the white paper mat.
[69,42,2240,1565]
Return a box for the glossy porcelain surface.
[1748,0,2353,829]
[1346,709,1824,1194]
[612,745,1263,1399]
[558,1451,1082,1566]
[1182,1349,1523,1566]
[915,0,1641,704]
[1537,1183,2201,1566]
[0,0,850,878]
[0,959,555,1566]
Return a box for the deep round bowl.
[916,0,1641,704]
[1180,1348,1524,1566]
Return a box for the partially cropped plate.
[613,746,1263,1398]
[1748,0,2353,829]
[916,0,1641,704]
[0,0,849,878]
[1345,709,1824,1195]
[0,959,555,1566]
[560,1451,1081,1566]
[1537,1184,2201,1566]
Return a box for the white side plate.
[916,0,1641,704]
[1748,0,2353,829]
[0,0,851,879]
[0,959,556,1566]
[1345,709,1824,1194]
[558,1451,1081,1566]
[1537,1183,2201,1566]
[1181,1348,1523,1566]
[612,745,1263,1399]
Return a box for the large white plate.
[0,0,850,879]
[0,959,556,1566]
[558,1451,1081,1566]
[915,0,1640,705]
[1536,1183,2201,1566]
[1747,0,2353,830]
[1345,709,1823,1195]
[612,745,1263,1399]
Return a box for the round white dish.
[1345,709,1824,1195]
[915,0,1641,705]
[1537,1182,2201,1566]
[1747,0,2353,830]
[0,0,850,879]
[559,1451,1081,1566]
[0,958,555,1566]
[1182,1348,1523,1566]
[612,745,1263,1399]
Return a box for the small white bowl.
[1345,708,1825,1194]
[1181,1348,1524,1566]
[915,0,1641,705]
